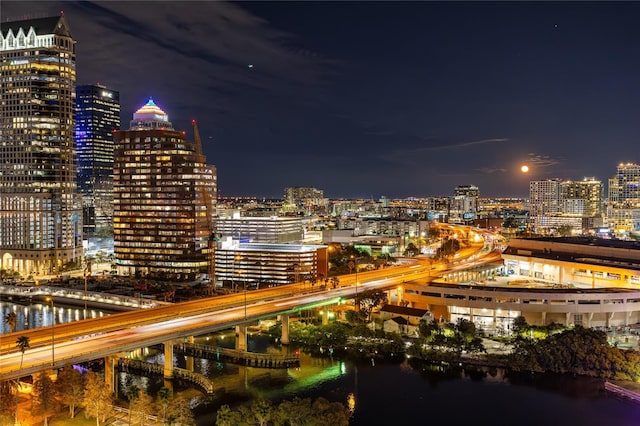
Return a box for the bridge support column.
[164,341,174,379]
[321,309,329,325]
[607,312,615,327]
[186,336,195,372]
[280,314,290,345]
[587,312,594,328]
[625,311,631,326]
[565,312,571,326]
[104,355,118,395]
[235,325,247,351]
[541,311,547,326]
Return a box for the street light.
[45,296,55,366]
[83,261,90,320]
[232,254,241,293]
[243,279,247,321]
[350,255,359,310]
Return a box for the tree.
[130,389,154,426]
[403,242,419,257]
[310,397,350,426]
[56,367,85,418]
[16,335,30,368]
[125,384,140,425]
[83,371,113,426]
[31,372,58,426]
[215,404,241,426]
[355,289,387,322]
[4,311,17,333]
[166,395,195,426]
[512,316,529,335]
[156,387,172,424]
[251,399,273,426]
[0,379,19,425]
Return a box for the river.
[2,300,640,425]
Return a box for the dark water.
[3,302,640,425]
[170,333,640,426]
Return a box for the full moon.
[520,165,529,173]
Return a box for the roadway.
[0,225,502,381]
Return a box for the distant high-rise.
[529,179,562,217]
[284,187,324,207]
[0,15,83,275]
[75,84,120,236]
[452,185,480,222]
[607,163,640,234]
[560,178,603,216]
[113,99,215,280]
[283,186,326,215]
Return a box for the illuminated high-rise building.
[529,179,562,217]
[560,177,603,216]
[607,163,640,235]
[113,99,216,280]
[0,15,83,275]
[75,84,120,236]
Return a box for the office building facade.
[113,99,215,280]
[75,84,120,236]
[0,15,83,275]
[607,163,640,235]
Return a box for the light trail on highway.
[0,224,503,381]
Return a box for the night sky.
[3,1,640,199]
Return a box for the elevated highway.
[0,227,502,382]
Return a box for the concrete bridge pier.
[185,336,195,372]
[321,308,330,325]
[164,340,175,379]
[235,325,247,351]
[279,314,290,345]
[541,311,547,326]
[607,312,615,328]
[104,354,118,395]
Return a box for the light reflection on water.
[0,300,106,334]
[2,302,639,426]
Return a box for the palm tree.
[16,336,30,369]
[4,311,17,333]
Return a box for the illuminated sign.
[101,91,113,98]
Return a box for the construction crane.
[192,120,216,281]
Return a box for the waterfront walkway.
[118,358,215,395]
[174,342,300,369]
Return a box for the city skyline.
[2,1,640,198]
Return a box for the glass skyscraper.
[0,15,83,275]
[75,84,120,236]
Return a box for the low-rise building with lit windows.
[214,238,328,289]
[400,237,640,331]
[215,213,304,243]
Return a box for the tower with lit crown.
[113,99,216,280]
[0,15,83,275]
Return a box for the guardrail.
[605,381,640,404]
[112,404,160,423]
[0,284,168,310]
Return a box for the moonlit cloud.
[427,138,510,151]
[477,167,508,174]
[526,153,562,168]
